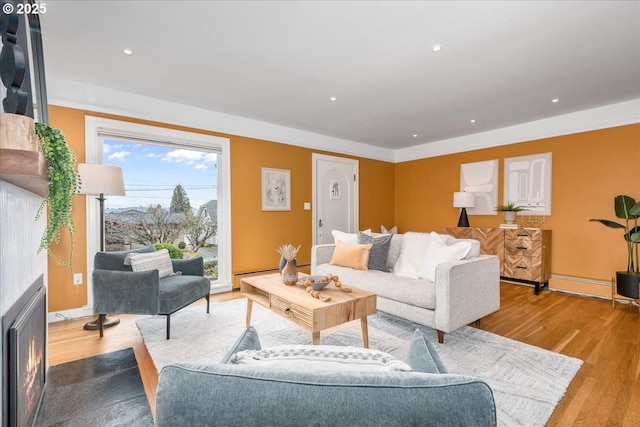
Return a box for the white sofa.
[311,231,500,343]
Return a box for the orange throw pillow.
[330,240,373,271]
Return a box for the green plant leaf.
[35,122,81,268]
[614,195,637,219]
[589,219,625,229]
[629,202,640,217]
[495,202,527,212]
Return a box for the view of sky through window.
[102,139,218,211]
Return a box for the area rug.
[137,299,583,427]
[34,348,153,427]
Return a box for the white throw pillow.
[125,249,174,278]
[393,232,431,279]
[230,345,412,372]
[332,229,372,245]
[418,232,472,281]
[381,225,398,234]
[439,233,481,259]
[331,230,358,244]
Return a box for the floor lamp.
[453,191,475,227]
[78,163,126,331]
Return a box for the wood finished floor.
[48,282,640,426]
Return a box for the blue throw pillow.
[220,326,262,364]
[406,329,448,374]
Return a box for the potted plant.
[590,194,640,298]
[35,122,81,267]
[495,202,527,224]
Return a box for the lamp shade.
[453,191,475,208]
[78,163,125,196]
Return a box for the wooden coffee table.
[240,273,377,347]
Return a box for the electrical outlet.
[73,273,82,286]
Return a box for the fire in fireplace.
[2,276,47,427]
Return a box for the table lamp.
[453,191,475,227]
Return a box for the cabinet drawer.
[505,239,543,256]
[270,295,313,330]
[504,229,544,241]
[503,254,543,281]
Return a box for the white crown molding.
[47,76,639,164]
[393,99,640,162]
[46,76,396,162]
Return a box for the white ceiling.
[39,1,640,151]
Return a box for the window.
[85,117,231,297]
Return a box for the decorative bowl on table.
[301,275,332,291]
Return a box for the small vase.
[281,259,298,286]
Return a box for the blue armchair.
[92,245,210,339]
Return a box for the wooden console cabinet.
[443,227,552,294]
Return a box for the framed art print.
[261,168,291,211]
[504,152,552,215]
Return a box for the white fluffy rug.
[137,299,582,427]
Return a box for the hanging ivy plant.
[35,122,81,267]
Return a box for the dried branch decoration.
[277,243,300,261]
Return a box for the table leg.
[245,299,253,328]
[360,317,369,348]
[312,331,320,345]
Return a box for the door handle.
[319,219,323,227]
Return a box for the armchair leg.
[205,293,210,314]
[166,314,171,340]
[98,314,106,338]
[437,330,444,344]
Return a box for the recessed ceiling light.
[412,134,418,138]
[329,96,337,102]
[123,48,133,55]
[431,44,442,53]
[551,98,559,103]
[470,119,476,123]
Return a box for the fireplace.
[2,276,47,427]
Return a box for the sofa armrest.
[311,244,335,273]
[171,256,204,276]
[92,269,160,315]
[434,255,500,334]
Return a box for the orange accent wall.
[44,103,638,311]
[45,105,395,311]
[395,124,640,290]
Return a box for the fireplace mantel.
[0,114,48,197]
[0,148,48,197]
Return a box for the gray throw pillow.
[357,232,392,272]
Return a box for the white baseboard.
[48,306,94,323]
[210,283,233,294]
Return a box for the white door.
[312,154,358,245]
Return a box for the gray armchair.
[92,245,211,339]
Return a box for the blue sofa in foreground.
[155,327,497,426]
